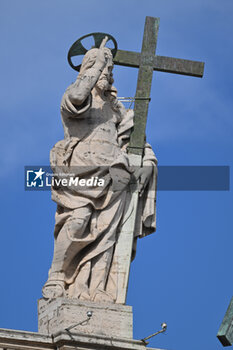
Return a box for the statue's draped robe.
[49,83,157,300]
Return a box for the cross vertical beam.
[128,17,159,156]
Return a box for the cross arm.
[154,55,204,77]
[114,50,204,78]
[114,50,140,68]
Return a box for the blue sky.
[0,1,233,350]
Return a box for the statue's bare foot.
[92,289,114,303]
[79,291,91,301]
[42,280,65,300]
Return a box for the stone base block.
[38,297,133,339]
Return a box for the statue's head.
[79,48,114,91]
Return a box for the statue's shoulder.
[51,139,66,150]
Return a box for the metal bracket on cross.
[117,97,151,102]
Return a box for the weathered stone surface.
[0,328,165,350]
[38,297,133,339]
[0,328,52,350]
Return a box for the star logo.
[33,168,45,181]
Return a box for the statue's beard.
[96,77,110,91]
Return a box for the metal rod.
[141,323,167,345]
[65,311,93,332]
[143,328,165,341]
[117,97,151,101]
[65,317,90,331]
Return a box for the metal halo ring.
[67,32,118,72]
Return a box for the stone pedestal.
[38,297,133,339]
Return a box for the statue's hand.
[109,166,131,192]
[95,36,109,70]
[134,165,153,197]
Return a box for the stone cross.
[114,16,204,156]
[217,296,233,346]
[112,16,205,304]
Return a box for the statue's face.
[96,48,114,91]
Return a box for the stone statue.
[42,38,157,303]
